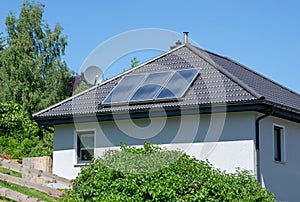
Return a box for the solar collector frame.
[101,68,199,106]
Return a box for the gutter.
[255,105,274,184]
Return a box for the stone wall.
[22,156,52,185]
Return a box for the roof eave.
[35,101,287,126]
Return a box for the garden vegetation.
[63,143,275,201]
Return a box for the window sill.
[274,160,286,165]
[74,162,91,167]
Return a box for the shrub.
[63,143,275,201]
[0,102,53,158]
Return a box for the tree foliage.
[0,1,73,115]
[63,143,275,201]
[0,103,52,159]
[0,32,4,53]
[72,80,89,95]
[130,57,140,68]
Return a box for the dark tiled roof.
[33,44,300,120]
[203,49,300,111]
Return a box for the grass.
[0,196,14,202]
[0,167,22,178]
[0,180,61,202]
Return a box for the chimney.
[183,32,189,44]
[170,40,182,50]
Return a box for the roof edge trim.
[35,102,300,126]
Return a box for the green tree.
[0,32,4,70]
[63,143,275,201]
[73,80,89,95]
[0,32,4,52]
[0,1,73,115]
[130,56,140,68]
[0,103,52,158]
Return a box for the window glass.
[273,126,285,162]
[77,131,94,162]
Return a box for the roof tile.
[33,44,300,120]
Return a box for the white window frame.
[273,124,286,163]
[74,129,96,164]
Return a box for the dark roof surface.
[204,48,300,111]
[33,43,300,121]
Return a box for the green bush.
[0,102,53,158]
[63,143,275,201]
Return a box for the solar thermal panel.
[102,68,199,105]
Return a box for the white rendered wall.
[53,111,256,179]
[259,115,300,202]
[52,149,80,180]
[170,141,255,173]
[94,140,255,174]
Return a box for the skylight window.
[102,68,199,105]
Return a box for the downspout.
[255,105,274,184]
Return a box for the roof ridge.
[186,43,264,100]
[217,54,300,99]
[33,44,186,118]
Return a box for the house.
[33,33,300,201]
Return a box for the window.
[273,125,285,162]
[76,131,95,163]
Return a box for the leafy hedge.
[63,143,275,201]
[0,102,52,158]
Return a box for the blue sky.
[1,0,300,92]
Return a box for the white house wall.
[53,124,80,179]
[53,111,256,179]
[259,115,300,202]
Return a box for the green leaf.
[0,0,73,115]
[63,143,275,201]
